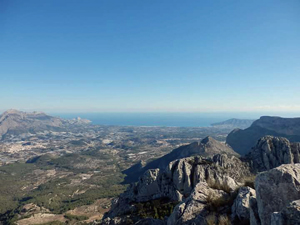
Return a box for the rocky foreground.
[101,136,300,225]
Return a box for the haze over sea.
[53,112,262,127]
[51,112,300,127]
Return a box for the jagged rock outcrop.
[248,136,300,172]
[292,142,300,163]
[231,186,256,223]
[105,133,300,225]
[124,136,240,183]
[271,200,300,225]
[226,116,300,155]
[250,196,260,225]
[254,163,300,225]
[103,154,251,224]
[168,182,227,225]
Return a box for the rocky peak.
[200,136,215,144]
[104,154,251,224]
[248,136,300,172]
[123,137,240,183]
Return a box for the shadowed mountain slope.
[226,116,300,155]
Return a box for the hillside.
[226,116,300,155]
[211,118,255,129]
[0,109,90,139]
[123,136,239,182]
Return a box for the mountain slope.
[226,116,300,155]
[211,118,255,129]
[0,109,90,139]
[123,136,239,183]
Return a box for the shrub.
[206,189,238,213]
[206,213,217,225]
[134,198,178,220]
[64,213,88,221]
[243,175,256,189]
[218,215,231,225]
[35,221,65,225]
[207,179,232,194]
[206,213,231,225]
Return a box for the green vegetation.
[243,175,256,189]
[206,189,238,213]
[206,213,231,225]
[0,162,36,214]
[34,221,65,225]
[0,150,127,224]
[207,179,232,194]
[134,198,179,220]
[64,213,88,221]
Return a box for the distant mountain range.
[226,116,300,155]
[0,109,91,139]
[211,118,255,129]
[123,136,239,182]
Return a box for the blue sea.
[52,112,259,127]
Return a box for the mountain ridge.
[211,118,255,129]
[123,136,239,183]
[226,116,300,155]
[0,109,91,139]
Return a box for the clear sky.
[0,0,299,113]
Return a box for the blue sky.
[0,0,299,113]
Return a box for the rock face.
[124,136,240,183]
[168,182,227,225]
[0,109,90,139]
[254,164,300,225]
[271,200,300,225]
[249,196,260,225]
[231,186,256,223]
[226,116,300,155]
[105,142,300,225]
[248,136,300,172]
[104,154,251,224]
[104,133,300,225]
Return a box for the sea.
[52,112,259,127]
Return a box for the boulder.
[249,196,261,225]
[167,182,227,225]
[231,186,256,223]
[248,136,295,172]
[271,200,300,225]
[255,163,300,225]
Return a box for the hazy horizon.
[1,108,300,119]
